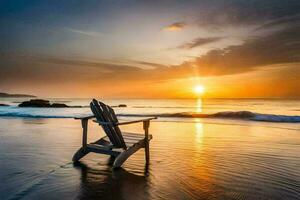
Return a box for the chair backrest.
[90,99,127,149]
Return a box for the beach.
[2,0,300,199]
[0,98,299,199]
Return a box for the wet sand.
[0,117,299,200]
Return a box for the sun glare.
[194,85,205,95]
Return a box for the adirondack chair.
[72,99,156,168]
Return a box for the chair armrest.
[93,117,157,126]
[74,115,95,120]
[117,117,157,126]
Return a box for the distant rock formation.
[0,103,9,106]
[19,99,51,107]
[51,103,69,108]
[18,99,83,108]
[111,104,127,108]
[18,99,69,108]
[0,92,36,98]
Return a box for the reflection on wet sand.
[0,117,299,200]
[74,161,150,200]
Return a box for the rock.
[51,103,69,108]
[18,99,82,108]
[69,105,83,108]
[18,99,51,107]
[0,103,9,106]
[212,111,256,118]
[118,104,127,107]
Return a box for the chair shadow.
[73,159,150,200]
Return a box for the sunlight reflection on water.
[0,98,300,199]
[195,119,204,145]
[196,98,203,113]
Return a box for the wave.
[132,106,200,108]
[0,113,73,118]
[118,111,300,123]
[0,109,299,123]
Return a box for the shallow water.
[0,98,299,199]
[0,116,299,200]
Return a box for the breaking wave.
[0,112,73,118]
[118,111,300,123]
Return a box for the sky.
[0,0,299,98]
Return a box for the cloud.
[133,61,168,69]
[255,13,300,31]
[170,25,300,76]
[0,53,157,85]
[1,23,299,86]
[1,22,299,98]
[65,28,103,37]
[194,0,300,29]
[163,22,186,31]
[177,37,222,49]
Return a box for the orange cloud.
[178,37,222,49]
[164,22,186,31]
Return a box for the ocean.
[0,98,299,199]
[1,98,300,122]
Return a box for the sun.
[194,85,205,95]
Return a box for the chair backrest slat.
[99,102,126,148]
[90,99,127,149]
[90,100,118,145]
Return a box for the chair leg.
[145,140,150,165]
[72,147,89,162]
[108,156,116,165]
[143,121,150,165]
[73,119,89,162]
[113,143,143,169]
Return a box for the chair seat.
[94,132,152,148]
[99,132,152,147]
[123,132,152,146]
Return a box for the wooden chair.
[72,99,156,168]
